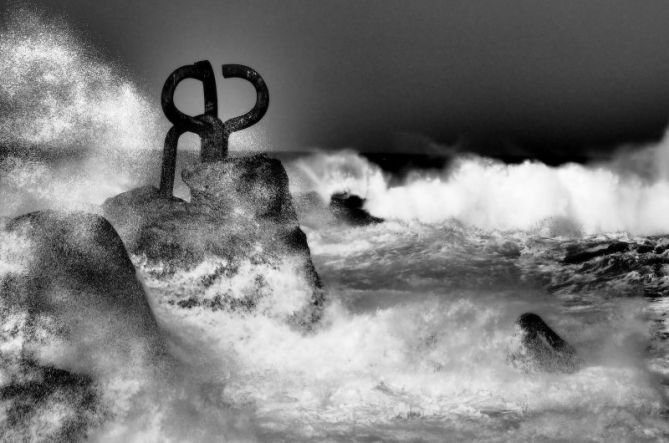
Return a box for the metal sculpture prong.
[158,60,269,198]
[221,64,270,142]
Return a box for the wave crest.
[288,140,669,235]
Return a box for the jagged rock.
[103,154,325,326]
[0,210,163,441]
[329,192,383,226]
[513,313,581,373]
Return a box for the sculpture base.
[103,154,325,327]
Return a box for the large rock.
[0,210,163,441]
[513,312,581,373]
[329,192,383,226]
[294,191,383,228]
[103,154,325,327]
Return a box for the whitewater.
[1,8,669,442]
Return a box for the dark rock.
[0,210,163,440]
[183,155,294,220]
[0,362,102,442]
[103,154,325,327]
[514,313,581,373]
[563,241,629,264]
[4,210,162,343]
[329,192,383,226]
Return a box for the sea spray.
[287,143,669,235]
[0,220,258,442]
[0,6,667,442]
[0,8,163,216]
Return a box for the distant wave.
[4,9,669,236]
[287,137,669,235]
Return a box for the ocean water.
[119,187,669,441]
[1,8,669,442]
[124,151,669,442]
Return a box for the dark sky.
[14,0,669,163]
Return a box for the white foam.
[288,137,669,235]
[0,9,162,216]
[0,9,160,153]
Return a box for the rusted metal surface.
[220,64,270,139]
[159,61,269,197]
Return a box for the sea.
[1,8,669,442]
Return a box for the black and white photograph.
[1,1,669,441]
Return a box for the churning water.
[1,8,669,442]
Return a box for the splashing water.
[0,8,160,151]
[0,8,164,216]
[287,145,669,235]
[145,220,669,442]
[0,7,668,443]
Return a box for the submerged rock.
[103,154,325,326]
[293,191,383,228]
[329,192,383,226]
[0,210,163,441]
[3,211,162,342]
[513,312,581,373]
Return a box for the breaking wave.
[145,222,669,441]
[287,135,669,235]
[1,7,668,442]
[0,8,163,216]
[0,8,160,152]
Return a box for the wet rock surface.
[3,210,162,341]
[329,192,384,226]
[294,191,384,228]
[103,154,325,326]
[0,363,101,442]
[0,210,162,441]
[513,312,582,373]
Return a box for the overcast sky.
[10,0,669,163]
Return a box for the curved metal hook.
[158,61,269,198]
[159,61,223,197]
[161,60,218,133]
[221,64,270,136]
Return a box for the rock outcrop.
[0,210,163,441]
[103,154,325,327]
[513,312,581,373]
[329,192,384,226]
[294,191,383,228]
